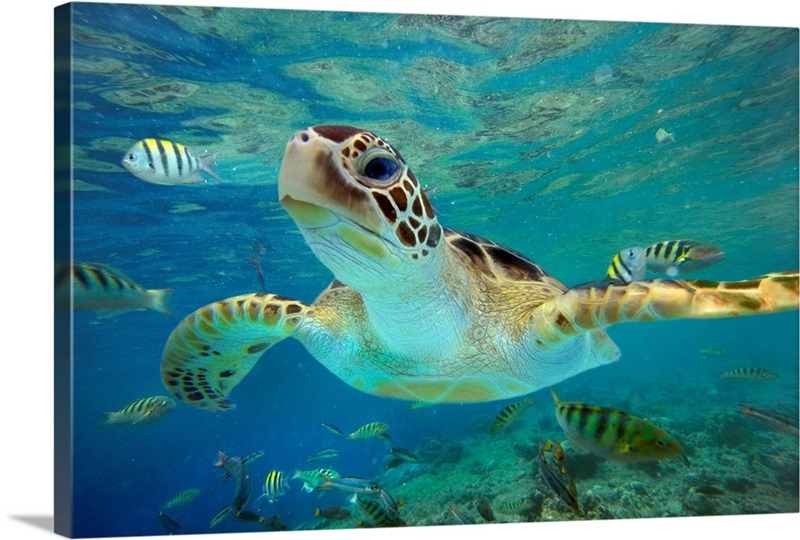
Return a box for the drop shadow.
[8,515,54,533]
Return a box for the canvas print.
[54,2,799,538]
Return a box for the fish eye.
[361,155,398,182]
[126,153,136,161]
[656,440,666,447]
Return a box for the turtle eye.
[362,156,398,182]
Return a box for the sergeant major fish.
[99,395,175,427]
[57,262,173,317]
[700,346,730,357]
[292,468,340,492]
[605,247,646,284]
[351,494,406,527]
[644,240,724,277]
[256,470,289,503]
[489,395,534,435]
[346,422,390,442]
[721,367,780,381]
[164,488,200,509]
[550,388,689,466]
[122,138,222,185]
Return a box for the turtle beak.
[278,128,385,235]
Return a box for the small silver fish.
[122,138,222,185]
[447,504,475,525]
[320,423,344,436]
[317,475,382,495]
[538,441,580,514]
[737,404,799,438]
[306,448,340,463]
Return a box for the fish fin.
[198,152,223,182]
[548,387,560,405]
[147,288,174,317]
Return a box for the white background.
[2,1,798,540]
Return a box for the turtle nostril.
[300,131,310,143]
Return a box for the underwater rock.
[683,487,719,516]
[418,436,464,466]
[513,443,537,461]
[705,411,755,448]
[722,474,755,494]
[383,462,434,488]
[762,448,800,493]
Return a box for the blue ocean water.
[64,3,798,538]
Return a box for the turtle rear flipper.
[161,293,310,411]
[532,271,799,347]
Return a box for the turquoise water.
[64,3,798,537]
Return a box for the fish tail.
[96,412,115,429]
[148,288,174,317]
[199,152,223,182]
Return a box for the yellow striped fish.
[605,247,646,284]
[257,470,288,503]
[165,488,200,509]
[489,395,534,435]
[99,395,176,427]
[720,367,779,381]
[700,346,729,357]
[346,422,390,441]
[56,262,173,317]
[122,138,222,185]
[292,468,340,493]
[550,388,688,465]
[644,239,724,277]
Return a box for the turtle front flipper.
[531,271,799,347]
[161,293,309,411]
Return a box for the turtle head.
[279,126,443,290]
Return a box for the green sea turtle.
[161,125,799,411]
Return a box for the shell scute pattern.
[444,229,564,289]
